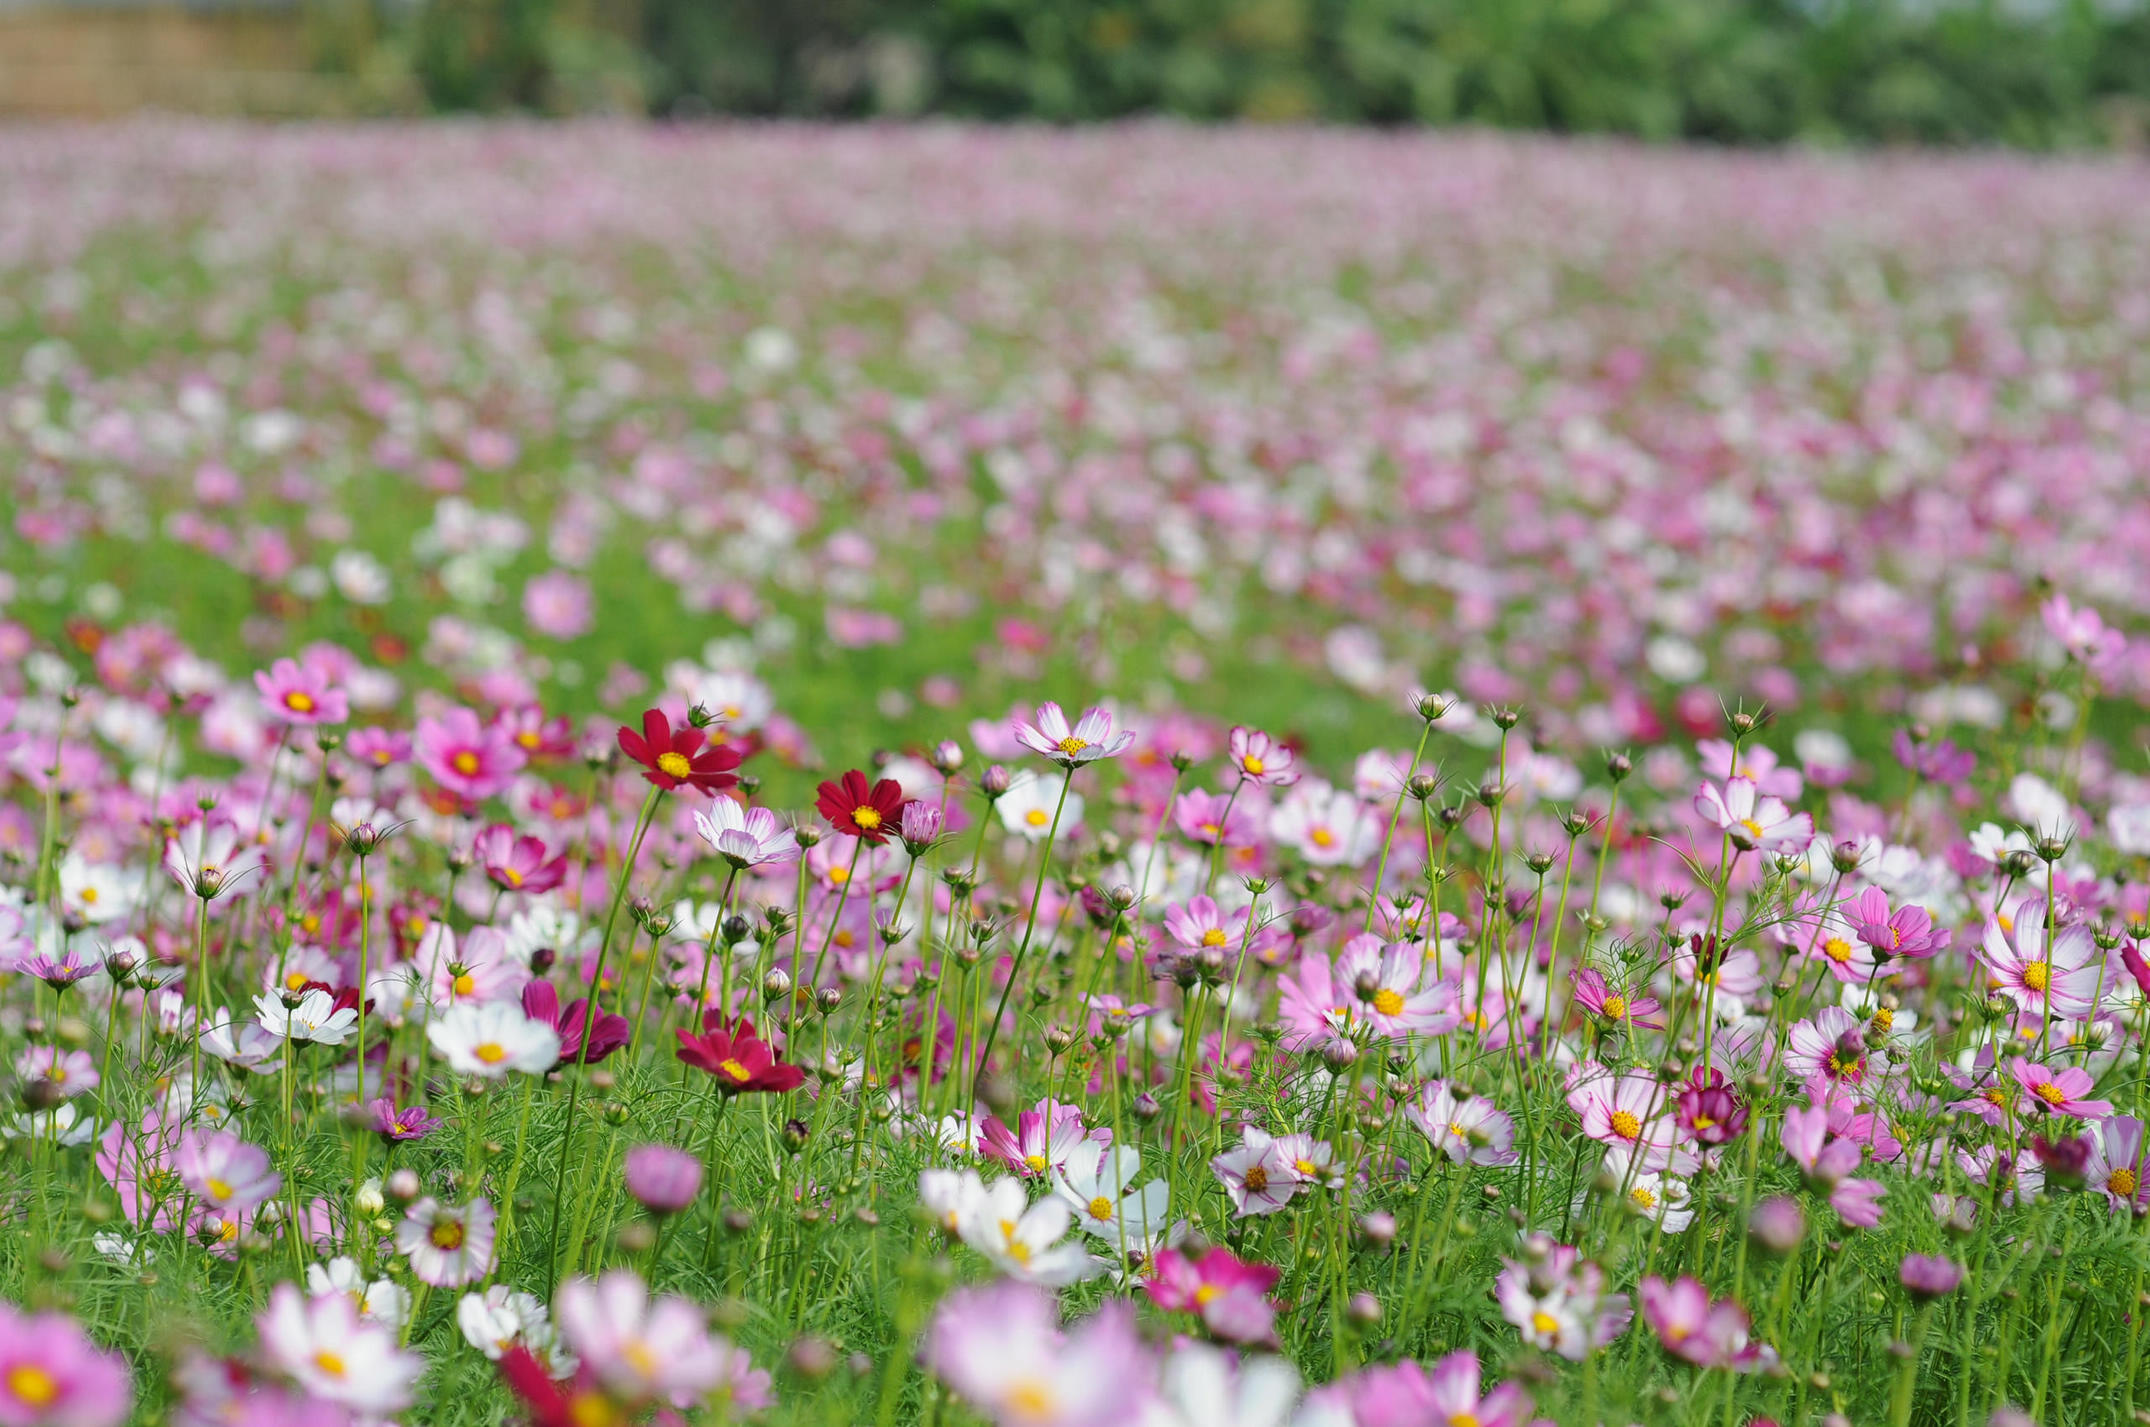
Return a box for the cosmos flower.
[1144,1246,1281,1345]
[617,708,740,795]
[1405,1080,1519,1166]
[623,1144,703,1215]
[521,981,628,1068]
[415,707,527,803]
[693,797,797,869]
[674,1012,805,1095]
[253,989,358,1046]
[2009,1057,2113,1119]
[394,1197,497,1288]
[951,1175,1102,1286]
[1226,726,1299,788]
[175,1130,282,1214]
[997,772,1082,842]
[1495,1242,1630,1361]
[1693,775,1813,852]
[1013,702,1135,767]
[254,658,348,726]
[1571,966,1663,1032]
[814,769,909,844]
[554,1270,737,1406]
[255,1283,423,1415]
[0,1302,131,1427]
[426,1000,561,1077]
[1211,1127,1306,1217]
[979,1099,1110,1178]
[1639,1276,1771,1372]
[473,823,567,895]
[927,1282,1146,1427]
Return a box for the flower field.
[4,122,2150,1426]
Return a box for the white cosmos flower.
[426,999,559,1077]
[1053,1145,1172,1255]
[997,772,1081,843]
[257,1282,423,1415]
[254,988,357,1046]
[58,852,136,925]
[953,1174,1102,1286]
[307,1256,411,1330]
[457,1284,573,1374]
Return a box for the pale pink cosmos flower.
[522,569,593,640]
[1406,1080,1519,1166]
[1338,1350,1531,1427]
[1563,1062,1695,1174]
[1268,781,1380,867]
[977,1098,1110,1178]
[256,1282,423,1415]
[1842,886,1949,962]
[1639,1276,1771,1371]
[1693,775,1812,852]
[1172,789,1259,847]
[1696,738,1802,799]
[1980,911,2104,1020]
[555,1270,734,1407]
[2042,593,2127,677]
[254,657,348,727]
[1495,1242,1630,1361]
[2083,1116,2148,1212]
[694,796,798,869]
[1211,1126,1304,1217]
[1277,933,1459,1050]
[1014,702,1135,767]
[394,1197,497,1287]
[1571,966,1662,1031]
[175,1129,282,1214]
[0,1301,131,1427]
[1226,726,1298,788]
[926,1282,1147,1427]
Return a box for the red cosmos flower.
[617,709,740,795]
[498,1347,630,1427]
[522,981,629,1069]
[814,769,910,844]
[675,1012,805,1096]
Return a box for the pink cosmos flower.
[1211,1126,1304,1216]
[1842,886,1949,962]
[1980,912,2103,1020]
[926,1282,1147,1427]
[2042,594,2127,676]
[1277,933,1458,1049]
[1697,738,1802,799]
[0,1302,131,1427]
[1782,1006,1874,1085]
[978,1099,1110,1178]
[2010,1057,2114,1119]
[1014,702,1135,767]
[175,1129,282,1214]
[1226,726,1299,788]
[555,1271,734,1407]
[1406,1079,1519,1166]
[473,823,567,895]
[1495,1242,1630,1361]
[345,727,411,770]
[2083,1116,2148,1211]
[522,570,593,640]
[1693,775,1812,852]
[1163,896,1236,955]
[1269,782,1380,867]
[394,1197,496,1287]
[1639,1276,1770,1371]
[254,657,348,727]
[623,1144,703,1215]
[1571,966,1662,1031]
[1340,1351,1531,1427]
[97,1111,182,1230]
[1143,1246,1281,1345]
[694,796,797,869]
[1172,789,1258,847]
[415,707,527,803]
[1564,1063,1694,1174]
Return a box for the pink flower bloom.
[1782,1006,1874,1085]
[1830,1177,1886,1229]
[1210,1126,1304,1216]
[1980,913,2103,1020]
[0,1302,130,1427]
[1277,934,1458,1049]
[2009,1057,2114,1119]
[522,570,593,640]
[2083,1116,2148,1211]
[1697,738,1803,799]
[175,1130,282,1214]
[1341,1350,1531,1427]
[1693,776,1812,852]
[1406,1079,1519,1166]
[1163,896,1235,954]
[473,823,567,895]
[623,1144,703,1214]
[1639,1276,1770,1372]
[2042,594,2127,676]
[1143,1246,1281,1345]
[415,707,526,803]
[1226,726,1299,788]
[1572,966,1662,1031]
[1842,886,1949,962]
[978,1099,1109,1178]
[1172,789,1258,847]
[556,1271,735,1407]
[1013,702,1134,767]
[345,727,411,770]
[1495,1243,1630,1361]
[1269,781,1380,867]
[254,657,348,726]
[927,1282,1147,1427]
[394,1197,496,1287]
[1564,1063,1694,1174]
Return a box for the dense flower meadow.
[4,123,2150,1427]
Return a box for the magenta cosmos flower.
[0,1302,130,1427]
[1014,701,1135,767]
[1639,1275,1771,1371]
[416,707,527,803]
[1341,1351,1531,1427]
[1572,965,1663,1032]
[978,1098,1109,1178]
[1277,933,1459,1050]
[473,823,566,895]
[175,1129,282,1214]
[2010,1057,2114,1120]
[1842,886,1949,962]
[254,657,348,727]
[1226,725,1299,787]
[1144,1246,1281,1345]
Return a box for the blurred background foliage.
[320,0,2150,143]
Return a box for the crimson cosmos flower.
[521,981,629,1069]
[498,1347,629,1427]
[675,1011,806,1096]
[814,769,910,845]
[616,709,740,794]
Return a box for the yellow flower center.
[453,973,476,996]
[2021,961,2050,992]
[718,1058,751,1082]
[1450,1414,1481,1427]
[1601,995,1628,1020]
[6,1365,58,1407]
[999,1222,1031,1263]
[80,886,98,904]
[2034,1082,2068,1106]
[1295,1158,1320,1175]
[1023,1153,1049,1172]
[285,690,315,713]
[2111,1168,2140,1197]
[1088,1195,1114,1222]
[452,751,481,776]
[1372,988,1405,1016]
[475,1043,508,1065]
[1057,736,1090,755]
[1630,1186,1658,1210]
[313,1350,347,1379]
[1823,937,1852,964]
[1201,928,1228,947]
[429,1219,466,1251]
[853,806,882,830]
[1194,1283,1221,1307]
[1739,818,1764,841]
[1610,1109,1642,1140]
[1530,1310,1560,1336]
[1241,755,1266,776]
[501,868,523,888]
[623,1340,657,1376]
[656,751,692,779]
[570,1392,624,1427]
[1006,1380,1055,1419]
[827,865,850,886]
[1025,809,1049,827]
[1311,827,1336,848]
[1871,1008,1894,1033]
[1243,1165,1269,1193]
[206,1176,234,1201]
